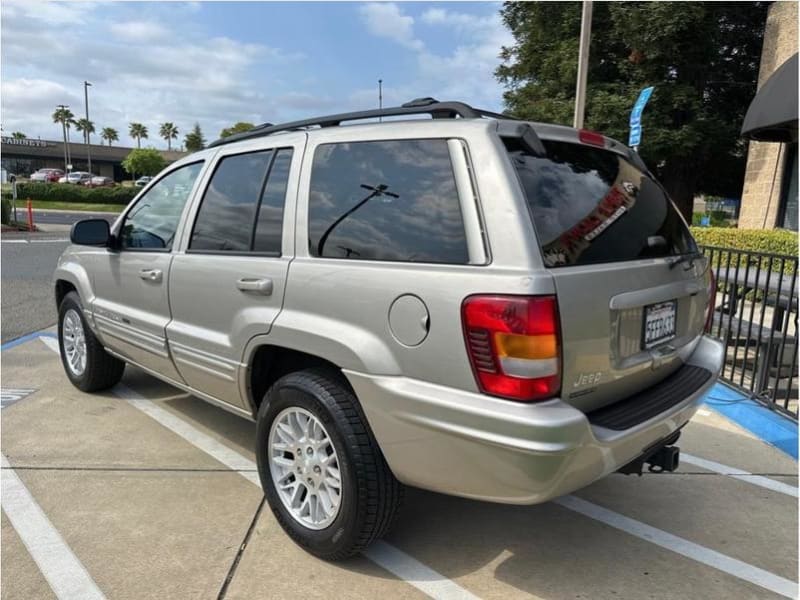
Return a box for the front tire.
[58,291,125,392]
[256,369,403,560]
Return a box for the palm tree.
[129,122,148,148]
[101,127,119,146]
[75,118,95,144]
[11,132,26,139]
[52,107,75,131]
[159,122,179,151]
[52,107,76,168]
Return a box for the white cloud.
[358,4,510,111]
[359,3,424,51]
[420,8,486,31]
[2,0,91,25]
[0,4,304,145]
[109,21,171,43]
[1,79,82,128]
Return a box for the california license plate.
[642,300,677,349]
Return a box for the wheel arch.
[244,344,352,418]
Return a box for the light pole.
[57,104,69,174]
[84,81,92,173]
[573,1,593,129]
[378,79,383,122]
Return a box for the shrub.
[692,211,733,227]
[691,227,798,274]
[14,183,138,205]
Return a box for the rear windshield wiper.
[667,251,704,270]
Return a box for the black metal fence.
[700,245,798,419]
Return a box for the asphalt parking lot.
[1,233,69,343]
[1,329,797,600]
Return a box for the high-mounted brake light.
[704,269,716,333]
[578,129,605,147]
[462,295,561,402]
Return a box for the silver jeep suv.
[55,99,724,559]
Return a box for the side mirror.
[70,219,111,246]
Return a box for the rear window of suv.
[506,139,696,267]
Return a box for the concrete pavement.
[1,331,797,599]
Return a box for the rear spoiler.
[496,121,546,156]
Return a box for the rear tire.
[58,291,125,392]
[255,369,403,560]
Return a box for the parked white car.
[58,172,94,184]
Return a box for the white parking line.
[682,453,798,498]
[0,238,69,244]
[114,384,260,485]
[38,338,797,599]
[1,454,106,600]
[556,495,798,599]
[40,336,60,354]
[112,383,480,600]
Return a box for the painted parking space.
[1,331,797,600]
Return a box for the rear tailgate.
[506,132,711,413]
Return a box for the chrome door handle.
[236,278,273,295]
[139,268,163,283]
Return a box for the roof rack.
[208,98,516,148]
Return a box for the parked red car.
[30,168,64,183]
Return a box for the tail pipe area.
[617,429,681,476]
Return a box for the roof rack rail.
[208,98,517,148]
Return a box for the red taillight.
[578,129,605,147]
[704,269,716,333]
[462,295,561,402]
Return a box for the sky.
[1,1,512,149]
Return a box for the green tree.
[219,121,255,138]
[75,118,95,144]
[101,127,119,146]
[159,122,179,150]
[128,122,148,148]
[11,132,26,139]
[184,122,206,152]
[122,148,167,179]
[496,2,768,219]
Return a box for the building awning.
[741,53,798,142]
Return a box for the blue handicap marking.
[1,388,37,409]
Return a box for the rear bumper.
[345,335,724,504]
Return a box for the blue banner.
[628,86,654,147]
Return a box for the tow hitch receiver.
[617,431,681,476]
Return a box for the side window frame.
[114,160,206,253]
[302,135,485,265]
[185,145,297,257]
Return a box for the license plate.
[642,300,677,349]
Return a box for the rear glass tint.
[507,139,696,267]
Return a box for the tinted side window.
[253,149,293,253]
[190,151,273,252]
[308,140,468,263]
[120,162,203,250]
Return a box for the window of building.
[780,143,798,231]
[308,139,468,264]
[120,162,204,250]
